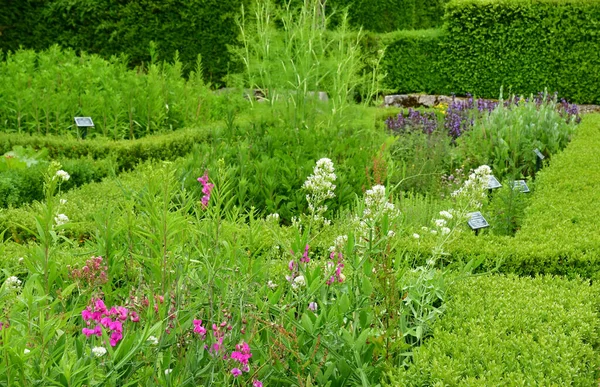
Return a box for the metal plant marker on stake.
[510,180,530,193]
[487,175,502,190]
[467,211,489,235]
[534,148,545,172]
[74,117,94,139]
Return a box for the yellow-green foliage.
[388,274,600,385]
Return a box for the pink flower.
[82,309,93,321]
[231,368,242,377]
[94,299,107,313]
[308,302,318,312]
[193,319,207,338]
[130,311,140,322]
[197,172,214,208]
[301,244,310,263]
[253,380,263,387]
[116,307,129,321]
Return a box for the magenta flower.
[197,172,214,208]
[301,244,310,263]
[253,380,263,387]
[231,368,242,377]
[193,319,207,338]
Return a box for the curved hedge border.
[388,274,600,385]
[0,128,210,171]
[398,113,600,279]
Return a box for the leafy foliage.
[388,274,600,385]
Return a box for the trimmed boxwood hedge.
[0,128,211,171]
[388,274,600,385]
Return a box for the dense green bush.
[388,274,600,385]
[442,0,600,103]
[381,29,448,94]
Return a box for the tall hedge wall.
[1,0,251,84]
[381,29,448,94]
[329,0,449,32]
[383,0,600,103]
[443,0,600,103]
[1,0,449,85]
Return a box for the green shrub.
[388,274,600,385]
[442,0,600,103]
[381,29,448,94]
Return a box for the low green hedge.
[0,128,211,171]
[389,274,600,385]
[506,113,600,276]
[0,157,113,208]
[0,165,149,243]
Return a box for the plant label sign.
[467,211,489,230]
[74,117,94,127]
[510,180,530,193]
[533,148,545,160]
[487,175,502,190]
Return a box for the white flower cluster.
[147,336,159,345]
[363,185,400,220]
[303,158,336,226]
[354,185,400,242]
[92,346,107,357]
[424,210,454,236]
[291,275,305,290]
[451,165,492,208]
[54,213,69,226]
[4,276,22,290]
[266,213,280,222]
[328,235,348,253]
[55,170,70,182]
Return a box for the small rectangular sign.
[533,148,545,160]
[488,175,502,190]
[74,117,94,127]
[510,180,530,193]
[468,211,489,230]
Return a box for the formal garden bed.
[1,0,600,385]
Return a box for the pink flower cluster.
[69,256,108,287]
[193,319,207,338]
[197,172,214,208]
[326,251,345,285]
[193,317,260,384]
[82,298,139,346]
[286,244,310,283]
[230,342,252,377]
